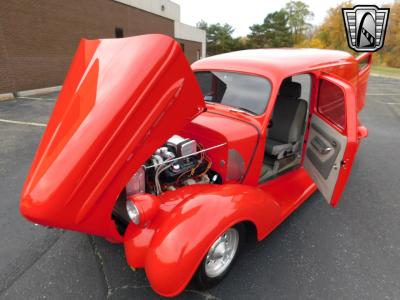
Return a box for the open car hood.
[20,35,205,240]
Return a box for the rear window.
[317,79,345,130]
[195,71,271,115]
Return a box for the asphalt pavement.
[0,76,399,299]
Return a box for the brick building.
[0,0,206,94]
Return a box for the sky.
[172,0,393,37]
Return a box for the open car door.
[304,74,362,207]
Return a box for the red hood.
[20,34,205,240]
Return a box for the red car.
[20,34,371,297]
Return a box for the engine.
[111,135,221,234]
[126,135,213,196]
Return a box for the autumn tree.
[316,1,352,50]
[381,0,400,67]
[298,0,400,68]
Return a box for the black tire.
[194,223,245,289]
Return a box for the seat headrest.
[279,81,301,98]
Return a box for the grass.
[371,65,400,78]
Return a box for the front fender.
[142,184,282,297]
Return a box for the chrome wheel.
[204,228,239,278]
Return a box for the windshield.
[195,71,271,115]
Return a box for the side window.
[195,71,271,115]
[358,54,371,72]
[195,72,213,99]
[318,79,345,130]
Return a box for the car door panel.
[304,115,347,201]
[304,74,360,207]
[307,122,343,179]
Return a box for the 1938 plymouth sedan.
[20,34,371,297]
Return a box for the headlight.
[126,200,140,224]
[125,194,160,226]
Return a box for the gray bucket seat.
[266,80,307,159]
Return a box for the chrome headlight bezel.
[126,200,140,225]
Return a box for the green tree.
[248,10,293,48]
[248,23,267,48]
[285,1,314,44]
[231,37,248,51]
[197,20,237,56]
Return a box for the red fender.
[135,184,283,297]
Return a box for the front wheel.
[194,225,243,289]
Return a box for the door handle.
[311,136,333,155]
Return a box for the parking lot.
[0,76,400,299]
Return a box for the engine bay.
[112,135,222,233]
[126,135,219,196]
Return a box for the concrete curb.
[15,86,62,97]
[371,73,400,80]
[0,93,14,102]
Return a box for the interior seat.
[266,80,307,159]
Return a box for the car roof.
[191,48,356,82]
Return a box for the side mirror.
[357,126,368,140]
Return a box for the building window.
[115,27,124,38]
[180,43,185,52]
